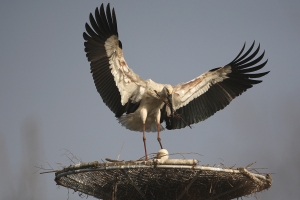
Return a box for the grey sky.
[1,0,300,199]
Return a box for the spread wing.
[83,4,146,117]
[165,42,269,129]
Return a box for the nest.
[54,151,271,200]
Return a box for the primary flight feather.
[83,4,269,160]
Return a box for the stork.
[83,4,269,161]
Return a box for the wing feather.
[234,41,255,63]
[83,3,146,117]
[236,42,260,65]
[166,42,269,129]
[239,51,265,69]
[231,43,246,63]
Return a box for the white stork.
[83,4,269,160]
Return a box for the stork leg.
[157,124,163,149]
[156,109,163,149]
[142,123,148,161]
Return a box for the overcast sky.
[1,1,300,199]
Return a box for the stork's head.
[162,84,174,114]
[161,84,173,99]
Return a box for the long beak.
[167,94,174,115]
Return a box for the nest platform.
[54,150,272,200]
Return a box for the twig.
[106,158,124,162]
[40,170,58,174]
[60,148,83,164]
[168,152,203,159]
[35,160,58,174]
[245,161,257,168]
[117,142,124,160]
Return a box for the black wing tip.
[226,42,269,86]
[231,41,268,70]
[85,3,118,37]
[106,3,111,11]
[231,41,257,64]
[263,70,270,76]
[100,3,105,10]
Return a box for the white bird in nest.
[83,4,269,161]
